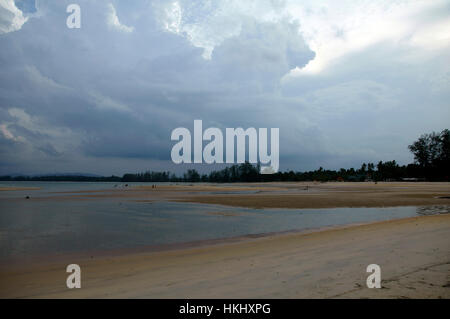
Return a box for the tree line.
[1,129,448,183]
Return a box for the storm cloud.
[0,0,449,175]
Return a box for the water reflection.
[0,193,448,262]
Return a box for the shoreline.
[0,214,417,270]
[1,182,449,298]
[1,214,449,298]
[0,205,447,270]
[176,182,450,209]
[2,181,449,209]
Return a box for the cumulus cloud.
[0,0,28,34]
[210,19,314,90]
[107,3,134,33]
[156,0,293,59]
[160,1,182,34]
[0,0,449,175]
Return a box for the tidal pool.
[0,194,448,262]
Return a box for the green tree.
[408,129,450,179]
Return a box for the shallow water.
[0,181,262,199]
[0,181,176,197]
[1,184,449,262]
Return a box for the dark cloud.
[0,0,449,175]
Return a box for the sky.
[0,0,449,175]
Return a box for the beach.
[0,214,448,298]
[7,181,449,209]
[0,182,449,298]
[176,182,450,209]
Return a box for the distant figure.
[125,184,128,187]
[25,196,30,199]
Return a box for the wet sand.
[11,182,450,209]
[1,214,449,299]
[1,182,449,298]
[178,182,450,209]
[0,187,40,191]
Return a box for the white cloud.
[284,0,450,76]
[0,123,25,142]
[162,1,182,34]
[156,0,284,59]
[5,108,82,158]
[156,0,450,73]
[8,108,71,139]
[107,3,134,33]
[0,0,28,34]
[25,65,70,91]
[409,18,450,50]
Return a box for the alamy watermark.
[66,4,81,29]
[66,264,81,289]
[171,120,279,174]
[366,264,381,288]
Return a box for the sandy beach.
[0,187,40,191]
[1,213,449,299]
[13,182,450,209]
[1,0,449,302]
[177,182,450,209]
[0,182,449,299]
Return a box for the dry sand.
[1,214,449,299]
